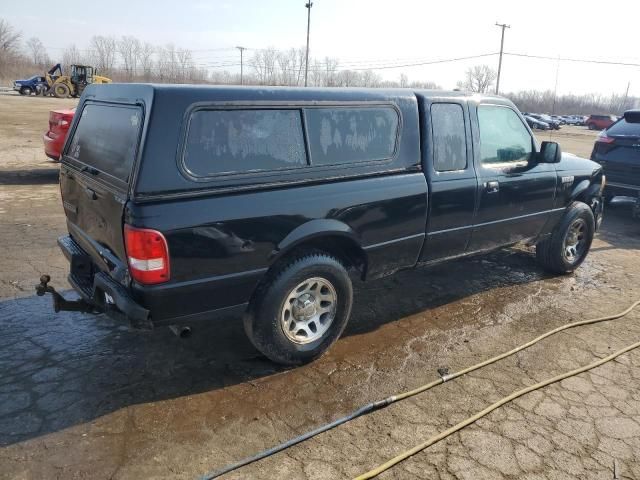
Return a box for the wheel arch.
[570,179,603,222]
[270,219,368,279]
[569,179,593,203]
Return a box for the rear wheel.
[244,252,353,365]
[53,83,70,99]
[536,202,595,274]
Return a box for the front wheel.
[244,252,353,365]
[536,202,595,274]
[19,87,32,95]
[53,83,70,98]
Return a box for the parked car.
[43,108,75,161]
[37,84,605,365]
[525,115,550,130]
[529,114,561,130]
[13,75,47,95]
[551,115,566,125]
[591,110,640,202]
[562,115,583,126]
[586,114,617,130]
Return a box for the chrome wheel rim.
[280,277,337,344]
[563,218,587,263]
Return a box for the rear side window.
[607,118,640,136]
[430,103,467,171]
[67,103,142,182]
[183,109,307,177]
[305,107,399,166]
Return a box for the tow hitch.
[35,275,98,314]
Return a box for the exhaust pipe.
[169,325,192,339]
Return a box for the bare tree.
[335,69,359,87]
[62,44,83,68]
[250,47,278,85]
[137,42,155,81]
[360,70,382,88]
[457,64,497,93]
[309,59,324,87]
[505,89,638,115]
[25,37,48,66]
[410,80,441,89]
[176,48,193,82]
[118,35,141,80]
[323,57,339,87]
[0,18,21,72]
[157,44,180,82]
[89,35,117,75]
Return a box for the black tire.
[53,83,70,99]
[536,202,595,274]
[588,123,596,130]
[244,252,353,365]
[19,87,32,95]
[604,194,614,205]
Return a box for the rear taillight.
[124,225,170,285]
[596,133,615,144]
[595,132,616,155]
[49,112,73,130]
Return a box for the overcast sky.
[4,0,640,96]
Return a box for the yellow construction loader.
[44,64,112,98]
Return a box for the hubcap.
[280,277,337,344]
[563,218,587,263]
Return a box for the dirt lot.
[2,93,640,480]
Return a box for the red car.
[43,108,75,161]
[585,114,617,131]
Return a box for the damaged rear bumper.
[36,235,151,329]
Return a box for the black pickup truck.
[38,84,605,365]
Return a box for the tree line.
[0,17,636,114]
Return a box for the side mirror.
[539,141,562,163]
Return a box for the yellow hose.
[198,299,640,479]
[354,300,640,479]
[394,299,640,401]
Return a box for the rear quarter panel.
[128,173,428,320]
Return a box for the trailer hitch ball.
[36,275,52,296]
[35,274,95,313]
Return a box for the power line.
[346,53,498,71]
[504,52,640,68]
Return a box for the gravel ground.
[1,93,639,480]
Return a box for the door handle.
[485,181,500,193]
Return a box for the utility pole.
[621,81,631,112]
[495,22,510,95]
[236,46,246,85]
[304,2,313,87]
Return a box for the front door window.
[478,105,533,168]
